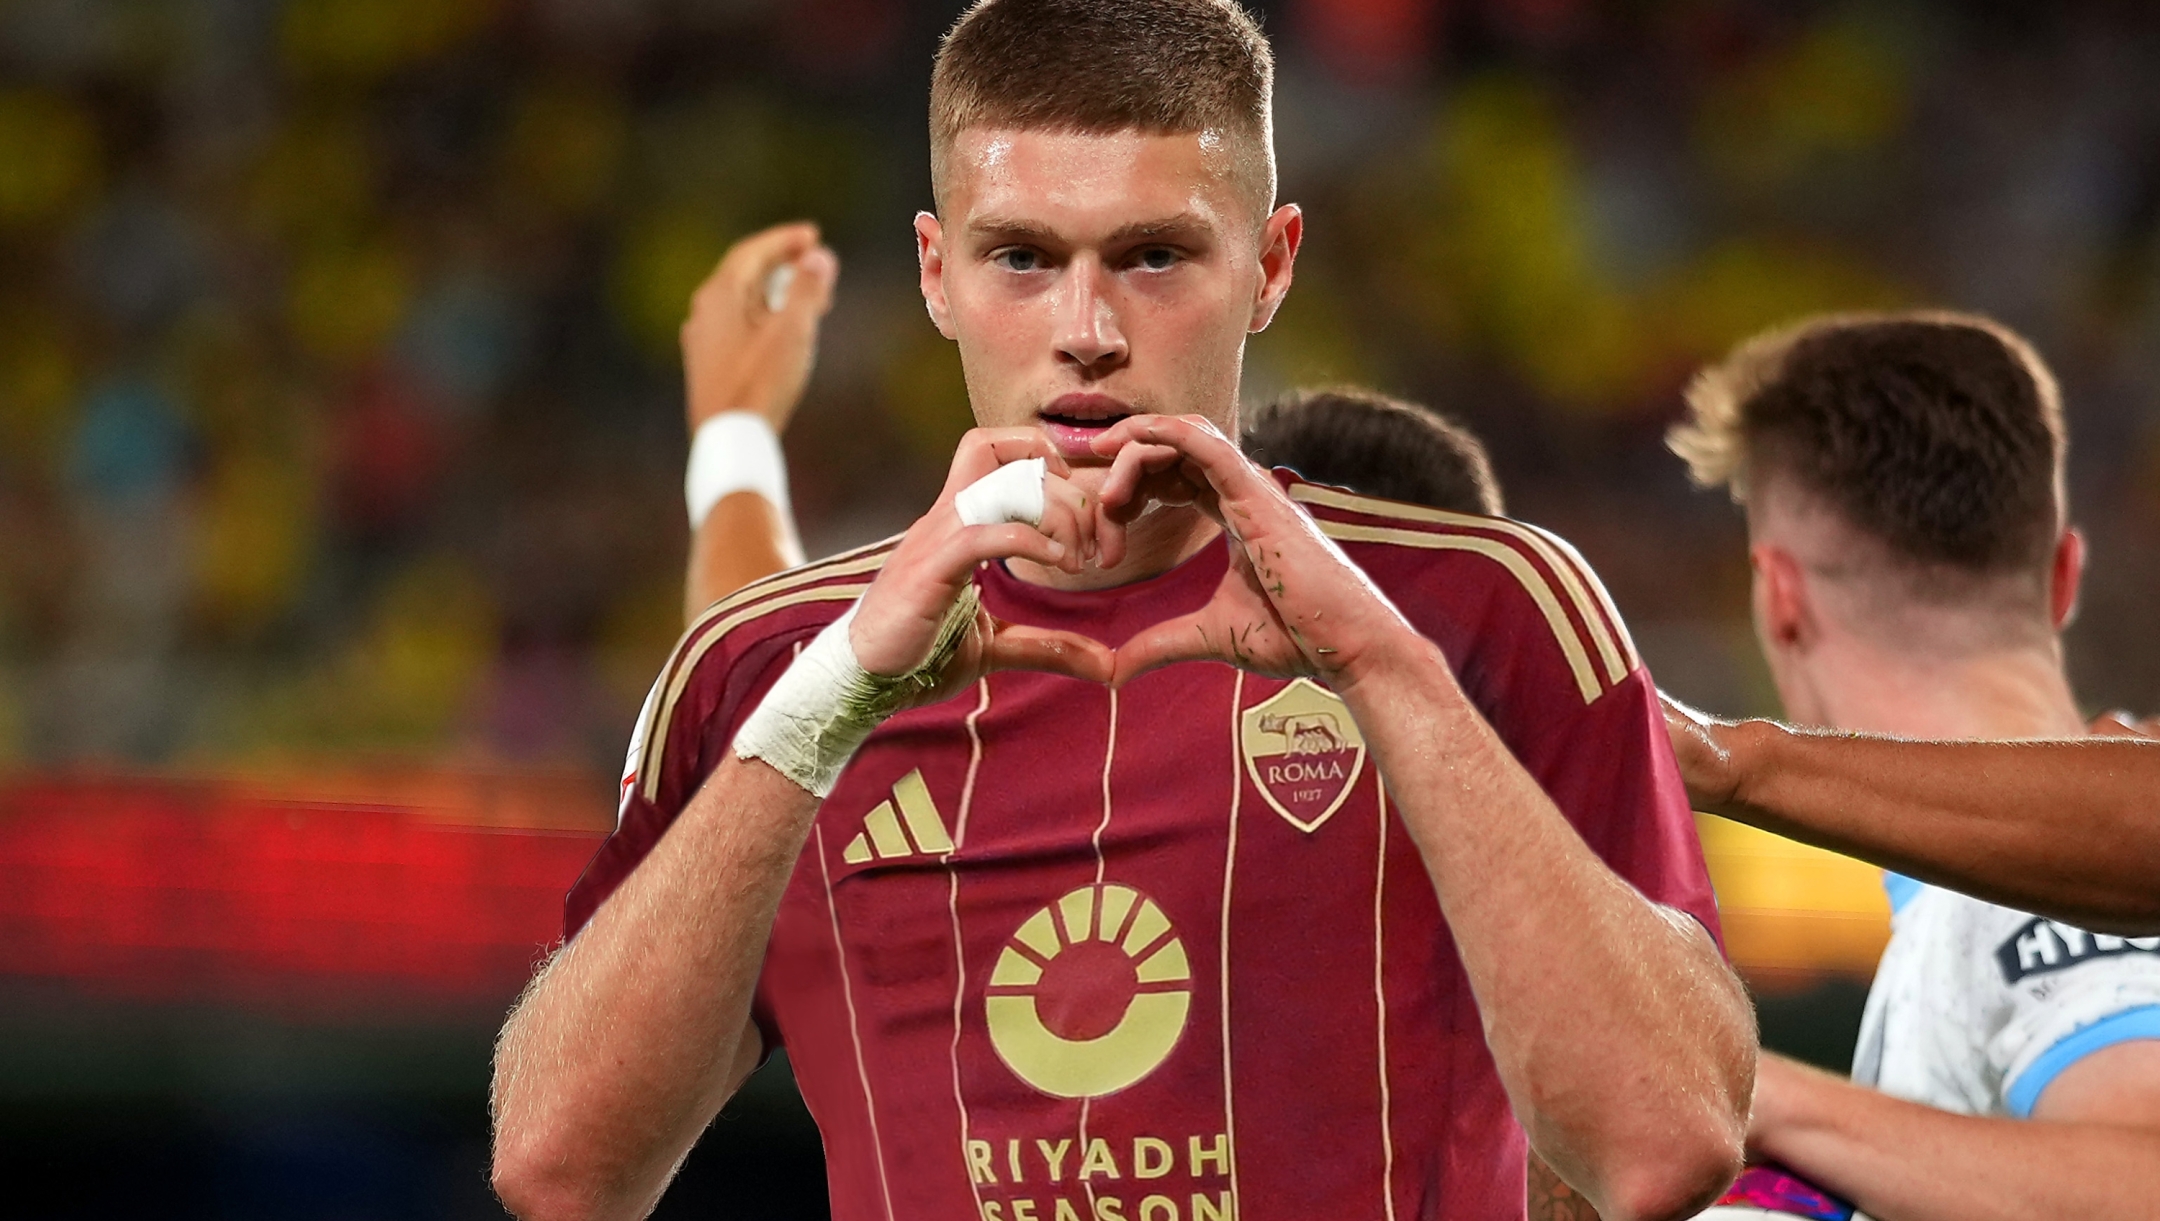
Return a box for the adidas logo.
[841,769,954,864]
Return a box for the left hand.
[1089,414,1415,687]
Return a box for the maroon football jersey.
[569,478,1720,1221]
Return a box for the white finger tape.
[954,457,1046,528]
[686,412,792,528]
[764,263,796,313]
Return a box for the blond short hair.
[928,0,1275,217]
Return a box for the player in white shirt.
[1670,310,2160,1220]
[1855,879,2160,1120]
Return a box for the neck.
[1007,504,1222,591]
[1788,635,2084,740]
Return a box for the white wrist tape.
[733,586,983,796]
[686,412,791,528]
[954,457,1046,527]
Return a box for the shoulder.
[678,532,900,665]
[1288,481,1639,706]
[623,534,900,803]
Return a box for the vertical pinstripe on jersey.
[818,824,897,1221]
[1219,671,1247,1215]
[945,679,994,1216]
[1374,786,1398,1221]
[1077,688,1121,1220]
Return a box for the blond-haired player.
[1672,311,2160,1220]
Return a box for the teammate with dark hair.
[1671,311,2160,1219]
[1243,387,1504,516]
[490,4,1755,1219]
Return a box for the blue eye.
[995,248,1041,272]
[1135,247,1179,271]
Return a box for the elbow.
[491,1125,614,1221]
[1597,1122,1745,1221]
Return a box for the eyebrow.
[963,212,1216,248]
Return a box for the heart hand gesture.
[1091,414,1416,689]
[847,427,1115,709]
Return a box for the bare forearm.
[686,492,804,622]
[1343,642,1750,1219]
[1718,722,2160,934]
[492,756,817,1219]
[1758,1066,2160,1221]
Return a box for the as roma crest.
[1239,678,1367,833]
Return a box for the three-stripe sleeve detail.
[634,536,899,800]
[1287,485,1635,705]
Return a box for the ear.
[915,211,957,339]
[2049,527,2085,630]
[1750,542,1815,656]
[1248,203,1303,334]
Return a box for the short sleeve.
[1987,919,2160,1115]
[561,550,887,939]
[1504,666,1723,944]
[1289,481,1723,945]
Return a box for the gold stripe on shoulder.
[684,534,901,638]
[1312,519,1604,704]
[629,536,897,793]
[1289,484,1630,686]
[1519,522,1639,674]
[640,580,873,800]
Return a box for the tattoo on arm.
[1528,1154,1602,1221]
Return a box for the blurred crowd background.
[3,0,2159,1216]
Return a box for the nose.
[1053,258,1128,378]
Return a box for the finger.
[943,429,1070,496]
[1025,497,1085,573]
[1109,611,1216,687]
[984,623,1114,686]
[723,221,821,283]
[1094,413,1262,505]
[1097,441,1183,513]
[945,522,1069,574]
[790,245,839,318]
[1043,475,1096,563]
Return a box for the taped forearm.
[733,588,980,795]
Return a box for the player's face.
[917,127,1301,488]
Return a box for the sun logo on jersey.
[1240,678,1367,833]
[984,884,1192,1099]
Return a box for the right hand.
[682,221,839,433]
[847,428,1114,707]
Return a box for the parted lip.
[1039,393,1134,424]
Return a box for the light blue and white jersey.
[1852,873,2160,1116]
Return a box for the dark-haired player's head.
[1670,311,2081,720]
[1244,386,1504,516]
[914,0,1302,498]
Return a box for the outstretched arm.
[680,222,838,620]
[1748,1047,2160,1221]
[491,429,1113,1221]
[1666,697,2160,935]
[1096,417,1752,1221]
